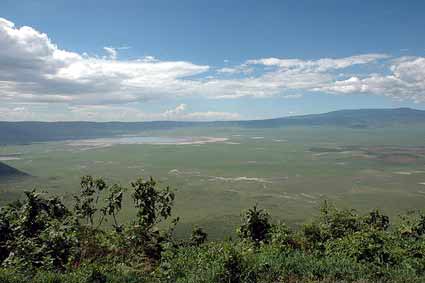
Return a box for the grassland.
[1,125,425,239]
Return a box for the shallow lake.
[66,135,228,148]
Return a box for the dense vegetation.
[1,176,425,282]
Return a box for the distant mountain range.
[1,108,425,145]
[230,107,425,128]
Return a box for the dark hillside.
[0,161,28,178]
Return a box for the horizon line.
[0,107,420,124]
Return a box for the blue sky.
[1,0,425,121]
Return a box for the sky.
[1,0,425,121]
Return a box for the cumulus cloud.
[1,17,425,121]
[103,47,117,60]
[216,67,239,74]
[205,54,425,101]
[205,54,391,99]
[316,57,425,102]
[216,64,253,75]
[0,18,209,106]
[246,54,389,71]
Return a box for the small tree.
[364,209,390,231]
[301,201,363,252]
[74,175,106,226]
[238,205,271,245]
[100,184,125,232]
[189,226,208,246]
[131,177,175,229]
[319,201,362,239]
[128,177,177,260]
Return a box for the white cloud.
[0,18,209,106]
[317,56,425,102]
[216,67,239,74]
[246,54,389,72]
[1,17,425,121]
[203,54,392,99]
[103,47,117,60]
[216,64,253,75]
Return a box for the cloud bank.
[0,17,425,120]
[0,17,209,106]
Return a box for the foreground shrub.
[237,205,271,245]
[326,229,403,267]
[2,177,425,282]
[0,191,79,271]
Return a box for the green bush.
[237,205,271,245]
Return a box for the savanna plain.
[2,125,425,239]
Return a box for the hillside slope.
[232,107,425,128]
[0,162,28,178]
